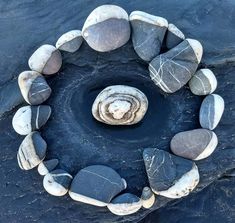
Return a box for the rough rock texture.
[0,0,235,223]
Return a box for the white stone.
[38,162,49,175]
[168,23,185,39]
[202,69,217,93]
[186,38,203,63]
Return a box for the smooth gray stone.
[37,159,59,176]
[166,23,185,49]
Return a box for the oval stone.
[38,159,59,176]
[141,187,155,209]
[166,23,185,49]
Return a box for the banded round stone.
[141,187,155,209]
[166,23,185,49]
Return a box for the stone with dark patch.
[38,159,59,176]
[166,23,185,49]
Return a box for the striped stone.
[38,159,59,176]
[166,23,185,49]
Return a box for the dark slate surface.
[0,0,235,223]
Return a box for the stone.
[92,85,148,125]
[28,44,62,75]
[43,169,73,196]
[141,186,155,209]
[69,165,126,207]
[166,23,185,49]
[200,94,225,130]
[170,129,218,160]
[37,159,59,176]
[143,148,199,198]
[149,38,203,93]
[17,131,47,170]
[107,193,142,216]
[56,30,83,53]
[82,5,130,52]
[189,69,217,95]
[18,71,52,105]
[129,11,168,62]
[12,105,51,135]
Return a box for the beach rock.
[37,159,59,176]
[149,38,203,93]
[141,186,155,209]
[143,148,199,198]
[189,69,217,95]
[69,165,126,207]
[171,129,218,160]
[28,44,62,75]
[200,94,225,130]
[56,30,83,53]
[130,11,168,61]
[107,193,142,216]
[92,85,148,125]
[82,5,130,52]
[43,169,73,196]
[12,105,51,135]
[18,71,52,105]
[17,131,47,170]
[166,23,185,49]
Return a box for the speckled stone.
[141,187,155,209]
[166,23,185,49]
[37,159,59,176]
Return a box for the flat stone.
[17,131,47,170]
[189,69,217,95]
[107,193,142,216]
[12,105,51,135]
[18,71,52,105]
[69,165,126,207]
[28,44,62,75]
[38,159,59,176]
[200,94,225,130]
[141,187,155,209]
[149,38,203,93]
[171,129,218,160]
[56,30,83,53]
[166,23,185,49]
[143,148,199,198]
[43,169,73,196]
[82,5,130,52]
[130,11,168,61]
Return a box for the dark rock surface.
[0,0,235,223]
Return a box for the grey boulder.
[166,23,185,49]
[37,159,59,176]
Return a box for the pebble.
[12,105,51,135]
[149,38,203,93]
[141,187,155,209]
[92,85,148,125]
[18,71,52,105]
[38,159,59,176]
[170,129,218,160]
[56,30,83,53]
[130,11,168,61]
[166,23,185,49]
[28,44,62,75]
[82,5,130,52]
[17,131,47,170]
[43,169,73,196]
[189,69,217,95]
[69,165,126,207]
[200,94,225,130]
[107,193,142,216]
[143,148,199,198]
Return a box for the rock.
[141,186,155,209]
[170,129,218,160]
[43,169,73,196]
[69,165,126,207]
[143,148,199,198]
[166,23,185,49]
[107,193,142,216]
[28,44,62,75]
[92,85,148,125]
[82,5,130,52]
[189,69,217,95]
[129,11,168,62]
[12,105,51,135]
[56,30,83,53]
[17,131,47,170]
[200,94,225,130]
[37,159,59,176]
[149,38,203,93]
[18,71,52,105]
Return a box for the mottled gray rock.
[17,131,47,170]
[43,169,73,196]
[200,94,225,130]
[130,11,168,61]
[69,165,126,207]
[170,129,218,160]
[189,69,217,95]
[82,5,130,52]
[141,186,155,209]
[149,38,203,93]
[12,105,51,135]
[18,71,52,105]
[166,23,185,49]
[37,159,59,176]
